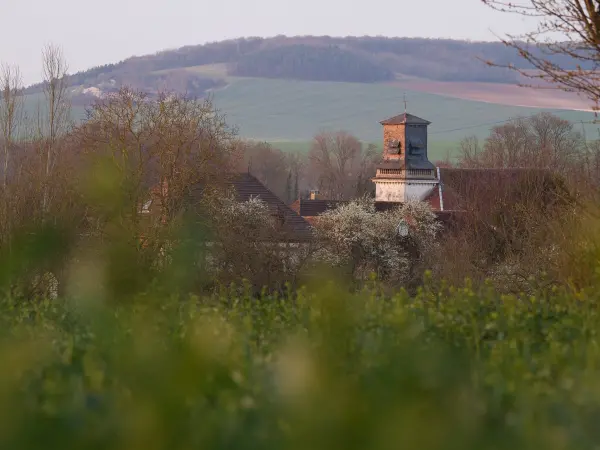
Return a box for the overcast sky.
[1,0,537,85]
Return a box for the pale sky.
[1,0,537,85]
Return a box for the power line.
[219,84,600,138]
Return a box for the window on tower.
[387,139,401,154]
[408,138,424,155]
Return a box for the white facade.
[374,179,438,202]
[375,180,405,202]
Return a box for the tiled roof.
[189,173,314,242]
[292,199,345,217]
[380,113,431,126]
[292,198,458,227]
[423,187,442,211]
[230,173,314,242]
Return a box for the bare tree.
[242,141,289,199]
[482,0,600,109]
[309,130,370,200]
[354,143,379,197]
[38,43,71,213]
[77,87,239,249]
[0,64,24,188]
[433,167,574,293]
[528,112,582,171]
[457,113,583,176]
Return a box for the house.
[143,172,313,243]
[201,172,313,243]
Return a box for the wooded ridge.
[24,36,588,99]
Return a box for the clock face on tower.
[387,139,401,154]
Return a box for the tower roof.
[379,113,431,125]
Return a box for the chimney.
[309,190,321,200]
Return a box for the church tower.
[373,112,439,202]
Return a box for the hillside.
[21,35,599,160]
[24,35,588,101]
[206,77,598,159]
[25,75,599,162]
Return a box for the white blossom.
[313,197,440,284]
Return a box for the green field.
[211,78,599,139]
[24,76,600,160]
[207,77,600,158]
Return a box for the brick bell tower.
[372,111,438,202]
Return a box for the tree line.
[231,44,394,83]
[24,35,596,99]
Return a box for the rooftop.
[189,173,314,242]
[380,113,431,126]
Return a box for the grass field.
[209,77,600,149]
[23,75,600,160]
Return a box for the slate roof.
[289,197,458,229]
[290,199,344,217]
[188,173,314,242]
[380,113,431,126]
[230,173,314,242]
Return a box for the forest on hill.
[24,35,588,100]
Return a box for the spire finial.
[403,92,407,118]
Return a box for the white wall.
[405,182,438,201]
[375,181,406,202]
[376,180,438,202]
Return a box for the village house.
[144,110,563,243]
[142,172,314,243]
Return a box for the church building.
[374,112,442,205]
[291,111,451,222]
[291,109,560,231]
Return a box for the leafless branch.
[482,0,600,110]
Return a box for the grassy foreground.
[2,271,600,449]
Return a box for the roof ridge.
[380,112,431,126]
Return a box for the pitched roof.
[380,113,431,126]
[291,198,344,217]
[229,173,314,242]
[290,198,457,228]
[188,173,314,242]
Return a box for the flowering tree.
[313,197,440,286]
[202,191,311,292]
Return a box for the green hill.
[26,35,530,96]
[24,76,599,161]
[20,35,599,161]
[206,77,599,159]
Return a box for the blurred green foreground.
[1,160,600,450]
[2,264,600,450]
